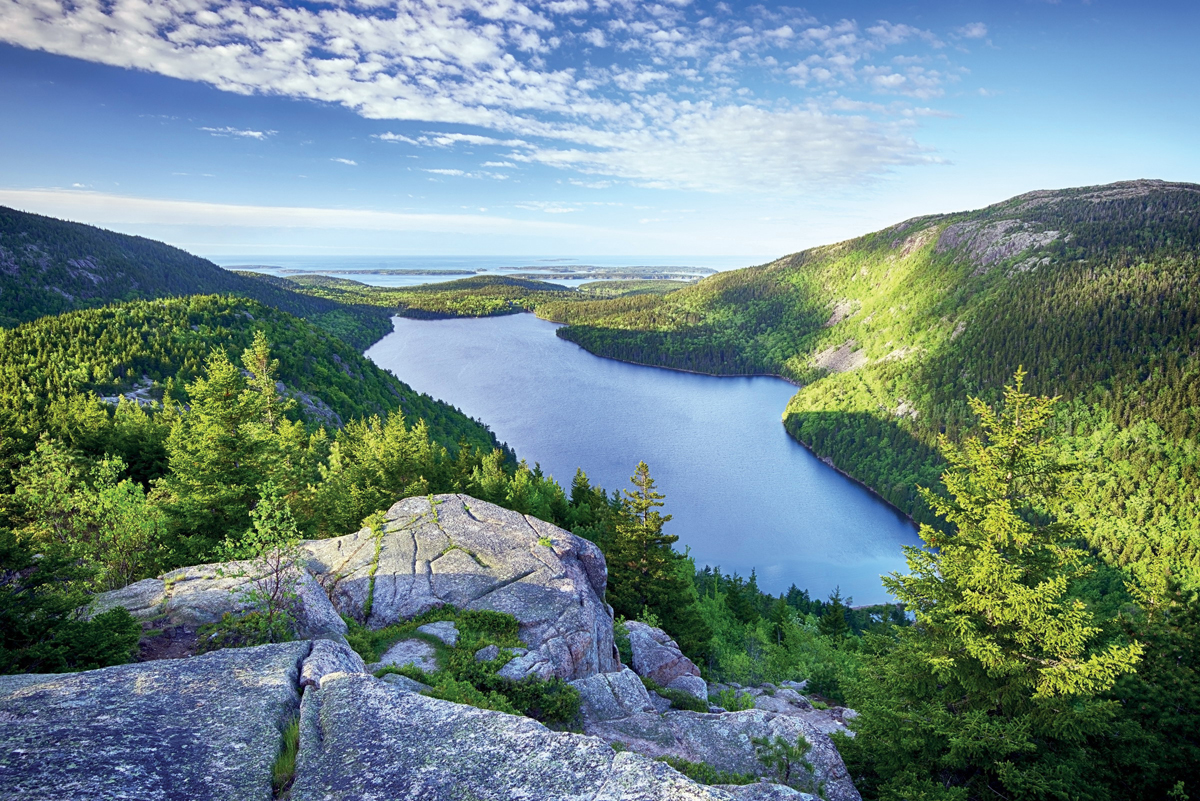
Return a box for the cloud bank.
[0,0,967,192]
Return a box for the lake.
[366,313,921,604]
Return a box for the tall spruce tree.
[839,371,1144,800]
[605,462,711,661]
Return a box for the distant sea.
[210,255,771,289]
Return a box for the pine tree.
[839,370,1145,800]
[817,587,852,641]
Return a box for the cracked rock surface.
[291,673,812,801]
[626,621,703,687]
[0,641,311,801]
[585,709,861,801]
[305,494,619,680]
[89,561,348,644]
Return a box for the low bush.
[709,687,755,711]
[640,676,709,713]
[197,610,294,653]
[655,755,757,786]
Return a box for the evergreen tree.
[606,462,711,661]
[839,371,1145,800]
[817,587,852,641]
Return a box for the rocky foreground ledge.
[1,495,861,801]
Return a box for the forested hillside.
[0,294,498,454]
[0,206,390,348]
[532,180,1200,586]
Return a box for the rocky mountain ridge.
[1,495,862,800]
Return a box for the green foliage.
[710,687,755,711]
[0,527,141,674]
[655,755,758,786]
[604,463,713,661]
[639,675,709,712]
[351,606,580,724]
[752,734,817,792]
[841,375,1146,800]
[196,610,294,653]
[613,619,633,664]
[272,717,300,799]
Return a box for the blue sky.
[0,0,1196,257]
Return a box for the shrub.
[197,610,294,653]
[640,675,709,713]
[710,687,755,711]
[655,755,757,786]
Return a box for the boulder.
[89,562,348,645]
[417,620,459,646]
[0,641,310,801]
[303,494,619,680]
[377,638,439,673]
[571,666,656,721]
[290,672,796,801]
[626,620,702,687]
[584,709,861,801]
[300,639,367,690]
[668,674,710,702]
[475,644,500,662]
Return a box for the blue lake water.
[365,313,920,604]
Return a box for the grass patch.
[640,676,709,713]
[350,605,580,724]
[272,717,300,799]
[655,755,757,786]
[710,687,756,711]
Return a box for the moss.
[350,606,580,724]
[655,755,757,786]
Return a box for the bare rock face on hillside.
[91,494,620,681]
[0,641,318,801]
[303,494,619,681]
[586,707,861,801]
[290,672,818,801]
[626,620,704,687]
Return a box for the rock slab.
[626,620,702,687]
[89,562,348,645]
[572,666,656,722]
[0,641,311,801]
[304,494,619,680]
[291,673,804,801]
[586,708,861,801]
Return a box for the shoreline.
[374,311,919,532]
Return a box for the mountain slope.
[538,180,1200,582]
[0,206,390,348]
[0,294,500,454]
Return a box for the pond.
[366,313,921,604]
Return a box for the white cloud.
[0,188,597,236]
[200,126,274,139]
[332,158,358,166]
[957,22,988,39]
[483,161,517,167]
[517,104,937,192]
[0,0,964,193]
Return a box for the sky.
[0,0,1196,258]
